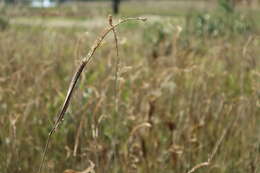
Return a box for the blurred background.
[0,0,259,173]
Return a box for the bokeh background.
[0,0,259,173]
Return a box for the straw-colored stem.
[38,16,146,173]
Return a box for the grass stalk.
[38,16,146,173]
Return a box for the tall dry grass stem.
[38,16,146,173]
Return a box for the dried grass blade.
[38,16,147,173]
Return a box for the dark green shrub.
[185,0,254,37]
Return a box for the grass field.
[0,1,260,173]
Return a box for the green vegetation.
[0,1,259,173]
[185,0,255,37]
[0,13,9,30]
